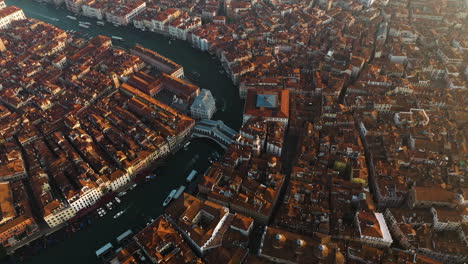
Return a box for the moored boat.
[162,189,177,207]
[113,211,124,219]
[186,170,197,182]
[146,174,157,180]
[173,185,186,200]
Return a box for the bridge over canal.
[191,119,238,149]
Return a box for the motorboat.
[111,36,124,41]
[146,175,157,180]
[162,189,177,207]
[113,211,124,219]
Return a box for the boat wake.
[113,205,132,219]
[28,11,60,22]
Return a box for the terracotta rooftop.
[413,187,457,204]
[0,183,14,223]
[134,215,202,264]
[165,192,229,249]
[0,5,22,19]
[244,88,289,120]
[259,226,344,264]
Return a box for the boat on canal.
[111,36,124,41]
[187,71,200,82]
[173,185,186,200]
[211,151,221,161]
[145,174,157,180]
[113,211,124,219]
[66,15,77,20]
[186,170,197,182]
[97,207,106,217]
[183,141,190,150]
[105,201,114,210]
[163,189,177,207]
[185,154,200,169]
[79,24,90,29]
[218,98,227,112]
[96,21,105,26]
[191,71,200,77]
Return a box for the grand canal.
[4,0,243,263]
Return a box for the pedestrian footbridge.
[191,119,238,149]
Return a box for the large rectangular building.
[82,1,106,20]
[134,215,202,263]
[190,89,216,119]
[0,6,25,29]
[243,88,289,124]
[105,0,146,26]
[259,226,344,263]
[165,193,230,256]
[130,44,184,78]
[65,0,84,13]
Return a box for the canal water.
[4,0,242,263]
